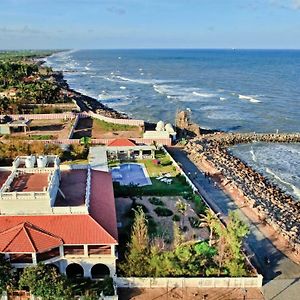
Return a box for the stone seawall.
[185,132,300,253]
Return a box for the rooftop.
[0,170,118,250]
[9,173,49,193]
[107,138,136,147]
[54,169,87,207]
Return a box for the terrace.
[0,156,91,215]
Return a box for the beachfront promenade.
[168,147,300,300]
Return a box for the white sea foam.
[250,148,257,162]
[120,86,126,90]
[192,91,215,98]
[238,94,261,103]
[265,167,300,199]
[220,97,227,101]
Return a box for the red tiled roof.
[0,169,118,254]
[90,170,118,240]
[0,214,117,253]
[107,138,136,147]
[0,222,63,253]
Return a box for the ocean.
[45,49,300,200]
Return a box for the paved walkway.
[168,147,300,300]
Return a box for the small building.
[106,138,156,160]
[0,119,32,135]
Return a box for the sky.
[0,0,300,49]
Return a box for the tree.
[199,209,219,246]
[119,207,150,276]
[0,256,15,294]
[212,211,249,277]
[175,199,188,229]
[19,263,72,300]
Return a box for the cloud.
[270,0,300,10]
[106,6,126,15]
[0,26,43,35]
[291,0,300,8]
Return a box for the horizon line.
[1,47,300,51]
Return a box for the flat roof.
[0,120,32,127]
[55,169,87,207]
[0,171,10,189]
[10,173,49,192]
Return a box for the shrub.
[148,197,164,206]
[154,206,173,217]
[172,214,180,222]
[160,160,172,166]
[19,263,72,300]
[189,216,201,228]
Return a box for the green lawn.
[92,118,139,132]
[111,150,192,196]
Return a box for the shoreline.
[44,54,300,262]
[186,135,300,264]
[195,155,300,264]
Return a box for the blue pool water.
[111,163,151,186]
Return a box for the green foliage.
[119,207,150,276]
[0,141,63,166]
[119,208,250,277]
[154,206,173,217]
[148,197,165,206]
[70,277,114,298]
[113,178,192,197]
[0,256,15,293]
[194,242,217,258]
[189,216,201,228]
[19,263,72,300]
[172,214,180,222]
[93,118,138,133]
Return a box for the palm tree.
[199,210,220,246]
[176,199,188,230]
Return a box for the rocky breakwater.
[185,132,300,254]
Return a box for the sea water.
[46,49,300,199]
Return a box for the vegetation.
[0,261,114,299]
[119,208,250,277]
[0,141,88,166]
[0,51,71,115]
[0,256,15,294]
[148,197,164,206]
[154,206,173,217]
[19,264,72,300]
[92,118,139,133]
[69,277,114,298]
[113,174,193,197]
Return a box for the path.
[168,147,300,300]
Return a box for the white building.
[0,156,118,279]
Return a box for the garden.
[112,150,194,197]
[118,207,252,278]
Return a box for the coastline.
[185,135,300,265]
[43,53,300,263]
[194,155,300,264]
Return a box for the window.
[37,247,60,262]
[88,245,111,255]
[63,245,84,256]
[10,254,32,263]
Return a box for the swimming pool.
[111,163,152,186]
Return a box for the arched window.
[91,264,110,279]
[66,263,84,279]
